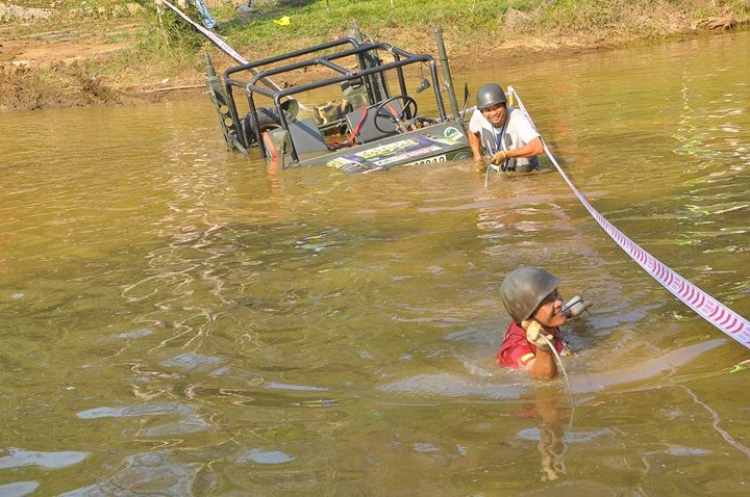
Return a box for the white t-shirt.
[469,106,540,171]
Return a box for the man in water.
[468,83,544,172]
[496,267,588,379]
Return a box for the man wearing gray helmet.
[496,267,589,379]
[468,83,544,172]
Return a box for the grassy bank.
[120,0,750,85]
[151,0,749,63]
[1,0,748,110]
[221,0,748,51]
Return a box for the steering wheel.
[373,95,419,134]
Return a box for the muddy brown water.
[1,31,749,495]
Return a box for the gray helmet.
[500,267,561,323]
[476,83,507,110]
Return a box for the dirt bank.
[0,2,745,112]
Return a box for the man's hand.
[563,295,591,318]
[522,320,552,351]
[490,150,507,165]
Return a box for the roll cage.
[216,33,463,165]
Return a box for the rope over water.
[508,86,750,351]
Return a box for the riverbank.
[1,0,747,111]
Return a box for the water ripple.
[0,448,88,469]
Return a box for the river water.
[1,31,749,496]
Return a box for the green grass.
[190,0,750,57]
[26,1,747,57]
[28,0,747,88]
[3,0,747,112]
[221,0,536,53]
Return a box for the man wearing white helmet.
[468,83,544,173]
[497,267,589,379]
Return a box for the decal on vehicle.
[327,135,452,170]
[356,138,422,160]
[444,127,464,141]
[374,145,444,166]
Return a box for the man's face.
[481,102,507,127]
[532,288,567,329]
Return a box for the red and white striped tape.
[161,0,249,65]
[160,0,294,98]
[509,87,750,350]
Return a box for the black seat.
[288,118,329,154]
[264,117,329,158]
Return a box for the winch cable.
[508,86,750,351]
[540,334,575,433]
[160,0,309,110]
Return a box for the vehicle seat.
[345,100,403,144]
[264,117,330,158]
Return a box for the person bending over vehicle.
[468,83,544,173]
[496,266,589,379]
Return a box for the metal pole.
[351,20,387,104]
[435,28,461,122]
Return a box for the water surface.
[1,31,749,495]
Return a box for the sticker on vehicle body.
[374,145,443,166]
[444,127,464,141]
[326,134,455,170]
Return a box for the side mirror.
[415,77,430,94]
[461,83,471,118]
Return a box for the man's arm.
[505,136,543,160]
[468,130,483,162]
[522,320,558,379]
[525,348,557,379]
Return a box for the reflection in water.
[60,451,202,497]
[0,482,40,497]
[235,449,295,464]
[665,384,750,460]
[162,351,222,371]
[1,32,749,495]
[0,448,88,469]
[380,372,527,399]
[572,339,726,393]
[515,386,573,482]
[77,402,210,437]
